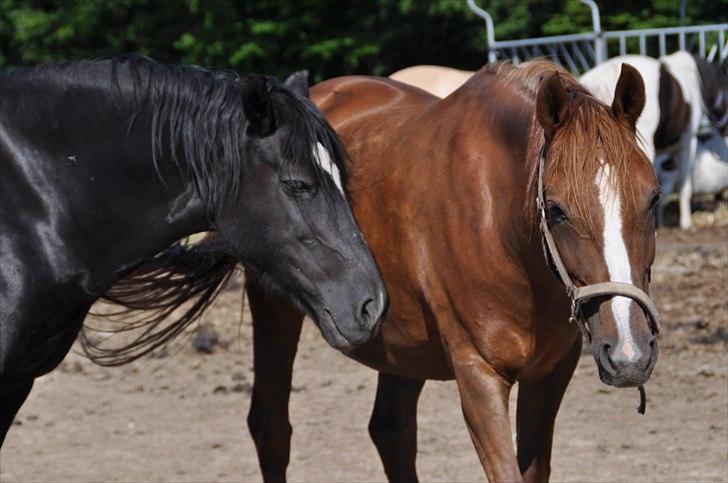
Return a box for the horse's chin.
[312,310,354,350]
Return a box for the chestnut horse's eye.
[546,201,568,225]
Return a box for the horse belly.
[692,136,728,195]
[344,340,454,380]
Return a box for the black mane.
[4,55,349,216]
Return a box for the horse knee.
[368,406,395,447]
[247,394,291,444]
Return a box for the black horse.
[0,56,387,444]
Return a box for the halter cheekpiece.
[536,148,660,414]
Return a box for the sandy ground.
[1,221,726,482]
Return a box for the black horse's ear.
[284,70,310,98]
[536,72,570,141]
[612,63,645,131]
[243,75,276,136]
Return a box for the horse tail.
[80,236,238,366]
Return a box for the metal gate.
[466,0,728,74]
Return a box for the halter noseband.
[536,151,661,344]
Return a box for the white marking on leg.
[595,163,641,362]
[313,142,344,193]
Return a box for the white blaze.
[595,163,640,362]
[313,142,343,193]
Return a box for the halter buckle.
[568,298,578,324]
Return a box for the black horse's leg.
[516,337,581,483]
[368,371,425,483]
[0,380,34,447]
[245,274,304,483]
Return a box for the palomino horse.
[389,65,475,97]
[243,61,661,481]
[581,52,728,228]
[0,57,386,446]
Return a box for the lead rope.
[638,385,647,414]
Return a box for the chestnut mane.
[474,60,647,235]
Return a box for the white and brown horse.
[581,52,728,228]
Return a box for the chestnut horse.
[243,61,661,482]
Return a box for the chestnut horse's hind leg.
[368,372,425,483]
[245,275,304,483]
[516,337,581,483]
[0,380,34,446]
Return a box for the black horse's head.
[192,72,387,348]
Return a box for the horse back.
[312,76,438,131]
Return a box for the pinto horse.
[389,65,475,98]
[0,57,387,445]
[242,61,661,482]
[581,52,728,228]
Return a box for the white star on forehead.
[313,141,343,193]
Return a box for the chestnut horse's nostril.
[599,344,617,376]
[642,338,657,370]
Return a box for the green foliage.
[0,0,724,80]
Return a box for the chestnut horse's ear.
[536,72,570,141]
[611,63,645,131]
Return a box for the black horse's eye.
[546,201,568,224]
[282,179,314,196]
[649,191,661,211]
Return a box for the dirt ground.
[1,219,726,482]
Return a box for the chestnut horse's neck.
[441,65,552,245]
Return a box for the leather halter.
[536,152,661,344]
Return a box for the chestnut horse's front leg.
[245,274,305,483]
[451,353,521,482]
[516,337,581,483]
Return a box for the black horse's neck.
[0,58,214,297]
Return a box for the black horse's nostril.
[599,344,617,376]
[358,298,375,328]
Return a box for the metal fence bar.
[490,32,597,49]
[679,31,686,50]
[602,23,728,38]
[583,40,596,61]
[698,31,705,57]
[619,35,627,55]
[639,35,647,55]
[558,43,579,72]
[659,33,666,56]
[570,42,592,71]
[547,44,560,63]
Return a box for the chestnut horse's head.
[534,64,660,387]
